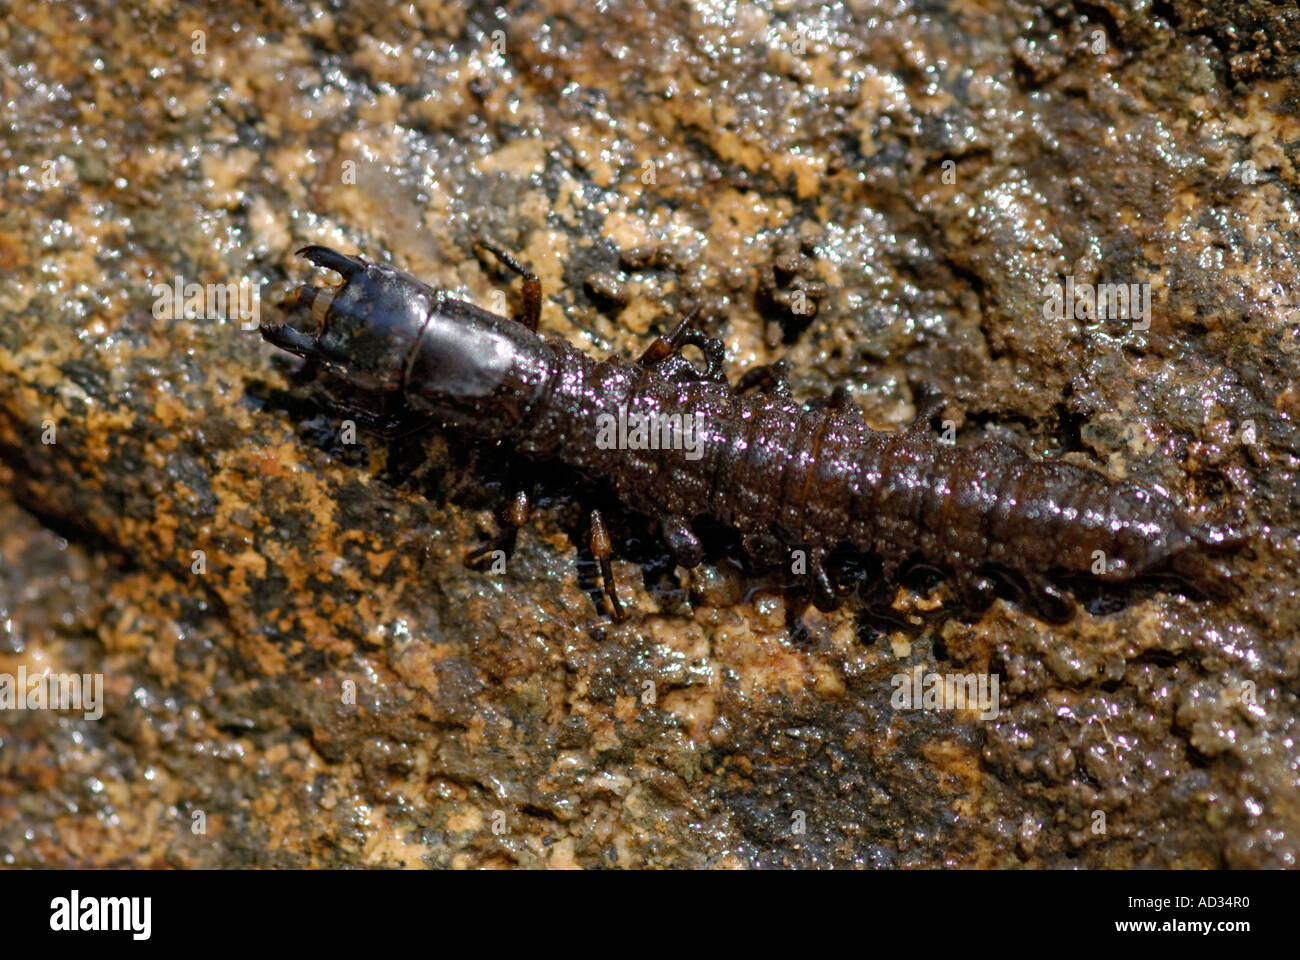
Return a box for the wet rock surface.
[1,0,1297,868]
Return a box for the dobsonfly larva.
[260,242,1244,622]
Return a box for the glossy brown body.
[515,341,1217,605]
[262,245,1238,620]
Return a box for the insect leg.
[290,364,432,438]
[678,332,727,381]
[637,308,728,382]
[589,508,626,619]
[476,240,541,332]
[466,488,531,565]
[637,306,700,366]
[905,388,948,437]
[809,547,837,612]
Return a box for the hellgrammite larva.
[261,242,1244,623]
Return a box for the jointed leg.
[467,488,531,564]
[809,547,837,612]
[905,388,948,438]
[637,307,727,382]
[476,240,541,332]
[589,508,626,620]
[638,307,700,366]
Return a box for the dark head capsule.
[263,245,556,435]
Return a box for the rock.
[0,0,1297,868]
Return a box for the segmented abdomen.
[516,341,1197,586]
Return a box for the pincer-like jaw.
[261,284,331,358]
[260,246,366,360]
